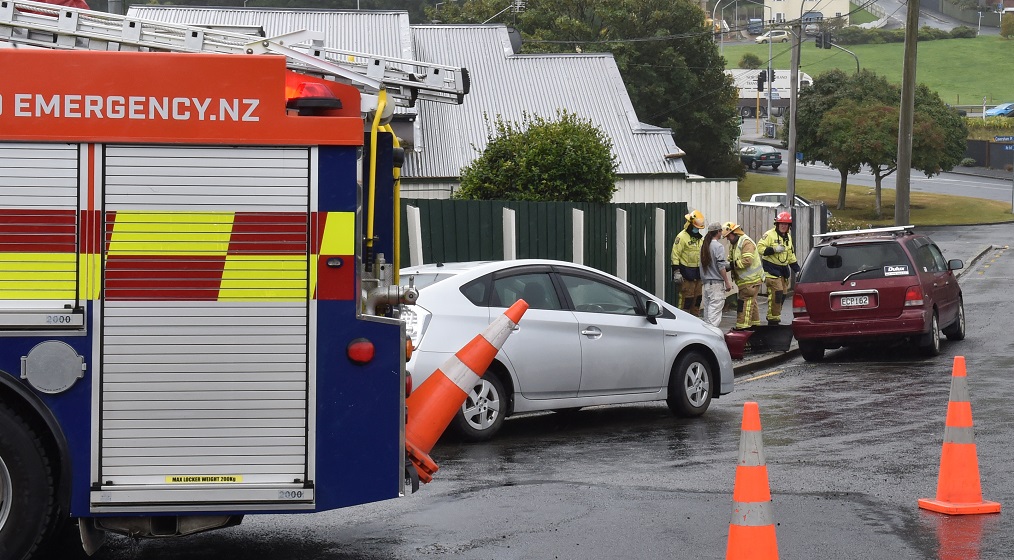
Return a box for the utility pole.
[895,0,919,226]
[786,21,801,206]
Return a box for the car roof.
[812,225,919,247]
[400,259,613,282]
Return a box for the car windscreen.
[798,242,914,283]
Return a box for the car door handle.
[581,327,602,338]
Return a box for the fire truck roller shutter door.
[97,145,316,505]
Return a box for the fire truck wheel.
[451,373,506,442]
[0,403,56,560]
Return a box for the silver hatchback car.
[400,260,735,441]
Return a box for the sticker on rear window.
[884,265,909,276]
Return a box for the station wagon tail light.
[792,293,806,314]
[904,286,924,307]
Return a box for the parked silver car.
[400,260,735,441]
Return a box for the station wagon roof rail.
[813,225,916,242]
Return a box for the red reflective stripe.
[104,255,226,301]
[229,213,308,254]
[0,210,77,252]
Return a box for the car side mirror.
[645,300,662,324]
[948,259,964,271]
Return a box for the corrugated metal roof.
[406,25,687,178]
[126,6,414,60]
[125,9,687,178]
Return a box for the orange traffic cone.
[918,356,1001,515]
[726,401,779,560]
[405,299,529,483]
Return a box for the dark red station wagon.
[791,226,965,361]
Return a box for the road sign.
[995,136,1014,142]
[1003,144,1014,151]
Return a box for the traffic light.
[815,32,824,48]
[757,70,766,92]
[823,30,832,49]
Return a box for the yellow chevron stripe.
[79,253,102,300]
[0,254,76,299]
[320,212,355,255]
[219,255,309,301]
[107,212,235,256]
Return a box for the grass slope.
[721,35,1014,105]
[740,173,1014,227]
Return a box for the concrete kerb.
[731,243,993,376]
[955,244,994,279]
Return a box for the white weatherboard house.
[129,6,736,224]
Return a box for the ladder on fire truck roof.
[0,0,470,109]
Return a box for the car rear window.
[799,242,914,283]
[405,273,456,289]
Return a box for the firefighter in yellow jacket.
[757,211,800,325]
[670,210,706,316]
[722,221,763,330]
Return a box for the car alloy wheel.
[919,312,941,356]
[451,373,506,442]
[943,298,966,341]
[666,351,713,417]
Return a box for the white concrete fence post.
[572,208,584,265]
[502,207,517,260]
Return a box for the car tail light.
[401,305,432,348]
[904,285,924,307]
[405,338,414,362]
[792,293,807,314]
[347,338,375,364]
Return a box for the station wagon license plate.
[840,295,869,307]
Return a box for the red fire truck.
[0,2,469,558]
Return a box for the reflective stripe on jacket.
[730,234,763,286]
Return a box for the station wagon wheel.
[666,351,713,417]
[919,311,941,356]
[451,373,506,442]
[798,340,824,362]
[0,404,56,560]
[943,297,966,341]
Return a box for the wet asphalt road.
[52,224,1014,560]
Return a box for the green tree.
[456,111,619,203]
[426,0,743,179]
[794,69,895,209]
[793,69,967,216]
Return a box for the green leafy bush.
[1002,13,1014,39]
[960,157,978,167]
[456,110,619,203]
[836,25,975,45]
[949,26,977,39]
[918,26,951,41]
[739,53,762,69]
